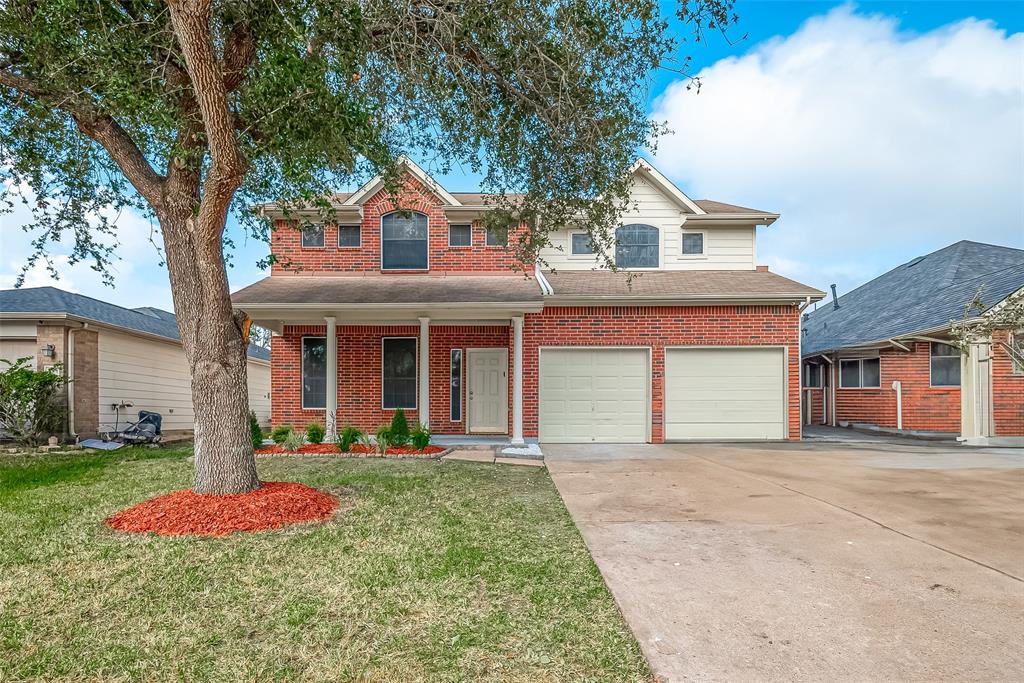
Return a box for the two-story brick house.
[231,158,824,443]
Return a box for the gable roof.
[802,241,1024,356]
[344,156,462,207]
[0,287,270,361]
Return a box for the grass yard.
[0,446,650,682]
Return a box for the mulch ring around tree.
[105,481,339,537]
[255,443,447,458]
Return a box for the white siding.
[98,328,272,434]
[539,174,757,271]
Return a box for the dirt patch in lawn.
[106,481,339,537]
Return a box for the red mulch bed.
[255,443,445,457]
[105,481,339,537]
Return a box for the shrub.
[270,425,292,444]
[249,412,264,450]
[374,425,391,455]
[411,423,431,451]
[0,357,68,446]
[358,432,373,451]
[282,430,305,452]
[389,408,410,447]
[306,421,325,444]
[336,424,363,452]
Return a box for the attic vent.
[906,256,926,267]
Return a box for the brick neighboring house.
[232,157,824,444]
[800,241,1024,445]
[0,287,271,440]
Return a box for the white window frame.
[678,228,707,259]
[380,211,429,271]
[300,335,327,410]
[447,223,473,248]
[567,230,596,259]
[839,357,881,389]
[381,336,417,410]
[1013,331,1024,375]
[450,348,463,422]
[300,223,325,249]
[614,223,661,270]
[803,363,822,388]
[484,224,507,248]
[929,342,961,388]
[337,223,361,249]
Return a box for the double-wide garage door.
[539,347,786,443]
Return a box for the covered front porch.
[232,274,544,445]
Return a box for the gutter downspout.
[795,296,812,436]
[892,380,903,431]
[534,265,554,296]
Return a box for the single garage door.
[539,348,649,443]
[665,347,786,440]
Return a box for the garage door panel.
[665,348,785,441]
[540,348,648,443]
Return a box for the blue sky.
[2,1,1022,312]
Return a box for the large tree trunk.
[159,209,260,495]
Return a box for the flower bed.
[105,481,339,537]
[255,443,445,457]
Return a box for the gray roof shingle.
[801,241,1024,356]
[0,287,270,361]
[543,270,823,300]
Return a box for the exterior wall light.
[41,343,56,358]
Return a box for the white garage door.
[665,348,786,440]
[539,348,648,443]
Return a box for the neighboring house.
[801,241,1024,445]
[0,287,271,440]
[232,157,824,444]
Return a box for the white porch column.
[511,315,525,445]
[418,317,430,427]
[325,316,338,438]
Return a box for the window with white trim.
[301,337,327,409]
[383,338,417,409]
[803,363,822,387]
[301,224,325,248]
[839,358,880,388]
[930,342,961,387]
[337,224,360,248]
[615,224,659,268]
[570,232,594,256]
[485,225,507,246]
[381,212,428,270]
[448,224,472,247]
[1013,332,1024,375]
[680,230,705,256]
[450,348,462,421]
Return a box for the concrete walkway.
[546,442,1024,682]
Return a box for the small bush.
[358,432,373,451]
[336,424,363,452]
[282,430,305,452]
[249,412,264,450]
[389,408,410,447]
[375,425,391,455]
[411,423,431,451]
[270,425,292,444]
[0,357,68,446]
[305,421,325,444]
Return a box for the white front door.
[468,349,508,433]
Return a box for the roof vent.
[830,284,840,310]
[906,256,926,267]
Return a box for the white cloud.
[651,5,1024,296]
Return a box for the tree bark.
[159,207,260,495]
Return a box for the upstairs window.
[448,223,472,247]
[301,223,325,248]
[570,232,594,256]
[381,212,428,270]
[930,342,961,387]
[839,358,880,388]
[615,224,659,268]
[301,337,327,409]
[680,231,705,256]
[337,224,360,248]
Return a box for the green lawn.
[0,446,650,682]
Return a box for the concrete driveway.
[545,441,1024,682]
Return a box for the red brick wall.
[991,330,1024,436]
[521,305,801,442]
[271,323,512,435]
[270,174,527,275]
[834,343,960,433]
